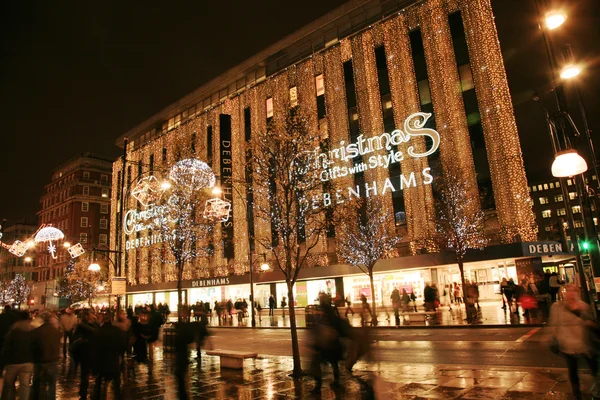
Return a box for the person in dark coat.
[0,311,34,400]
[310,293,344,393]
[0,305,19,357]
[31,311,62,400]
[93,313,126,400]
[73,309,99,400]
[268,295,275,316]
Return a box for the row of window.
[43,186,110,210]
[48,172,109,193]
[542,206,581,218]
[80,217,108,229]
[78,233,107,246]
[537,193,578,204]
[531,176,598,193]
[81,202,109,214]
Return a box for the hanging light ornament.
[169,158,216,190]
[34,226,65,259]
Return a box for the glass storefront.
[343,269,429,306]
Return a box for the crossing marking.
[515,328,541,343]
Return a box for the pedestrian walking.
[0,311,34,400]
[73,309,99,400]
[31,311,62,400]
[93,312,126,400]
[424,283,436,311]
[147,305,163,365]
[360,294,372,327]
[549,284,600,399]
[281,297,287,318]
[226,299,233,321]
[174,322,195,400]
[0,305,19,356]
[549,272,562,303]
[268,295,275,316]
[60,307,78,358]
[345,295,355,318]
[500,278,508,309]
[453,282,463,305]
[310,293,344,393]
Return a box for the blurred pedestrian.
[73,309,99,400]
[549,284,600,399]
[93,312,126,400]
[345,295,355,318]
[424,283,436,311]
[0,311,33,400]
[174,322,195,400]
[31,311,62,400]
[453,283,462,305]
[310,294,344,393]
[549,272,562,303]
[360,294,372,327]
[60,307,78,358]
[500,278,508,309]
[281,297,287,318]
[147,305,163,365]
[0,305,19,356]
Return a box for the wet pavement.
[42,347,591,399]
[188,301,544,328]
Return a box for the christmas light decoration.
[383,13,437,252]
[57,260,106,305]
[131,175,167,207]
[8,274,31,306]
[8,240,28,257]
[34,226,65,259]
[461,0,537,241]
[204,198,232,221]
[169,158,216,190]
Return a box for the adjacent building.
[0,219,38,280]
[34,153,113,308]
[111,0,573,310]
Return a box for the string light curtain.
[351,30,396,235]
[461,0,537,242]
[419,0,480,215]
[383,13,437,252]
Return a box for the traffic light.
[29,298,35,306]
[581,240,590,252]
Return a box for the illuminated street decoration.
[169,158,216,190]
[8,240,28,257]
[67,243,86,258]
[35,225,65,259]
[204,198,232,222]
[131,175,165,207]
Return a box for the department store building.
[110,0,573,310]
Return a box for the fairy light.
[461,0,537,242]
[419,0,480,216]
[351,30,396,235]
[383,13,436,252]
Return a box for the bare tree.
[154,160,219,322]
[57,260,106,307]
[335,196,401,325]
[434,168,487,309]
[251,109,328,377]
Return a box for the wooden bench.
[205,349,258,369]
[401,311,437,324]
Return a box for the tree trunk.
[177,261,183,323]
[369,270,377,326]
[458,259,467,311]
[287,280,302,378]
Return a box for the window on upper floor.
[100,204,109,214]
[83,186,89,195]
[289,86,298,108]
[101,174,108,181]
[83,171,90,179]
[99,219,108,230]
[80,233,88,244]
[572,205,581,214]
[557,208,567,216]
[569,192,578,200]
[542,210,552,218]
[315,74,324,96]
[99,234,108,246]
[81,217,88,228]
[101,188,109,198]
[539,197,549,205]
[266,97,273,118]
[554,194,563,203]
[81,202,89,212]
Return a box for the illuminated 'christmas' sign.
[298,112,440,182]
[123,205,170,235]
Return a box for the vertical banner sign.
[515,257,543,283]
[219,114,234,260]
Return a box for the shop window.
[459,64,474,91]
[539,197,548,205]
[542,210,552,218]
[266,97,273,118]
[81,202,89,212]
[289,86,298,108]
[554,194,563,203]
[572,205,581,214]
[418,79,432,105]
[315,74,324,96]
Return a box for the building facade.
[35,153,113,308]
[0,219,38,280]
[111,0,560,310]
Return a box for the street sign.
[111,277,127,295]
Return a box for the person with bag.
[548,284,599,399]
[390,288,401,326]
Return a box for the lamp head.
[545,10,566,30]
[260,262,270,271]
[551,149,588,177]
[88,263,101,272]
[211,186,222,195]
[560,64,581,80]
[160,180,172,190]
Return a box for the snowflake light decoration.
[204,198,231,222]
[131,175,165,207]
[169,158,216,191]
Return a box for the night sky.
[1,0,598,224]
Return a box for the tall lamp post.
[535,0,598,309]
